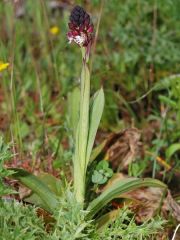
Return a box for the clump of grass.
[0,200,48,240]
[0,137,15,196]
[0,197,165,240]
[50,190,97,240]
[50,195,166,240]
[98,207,165,240]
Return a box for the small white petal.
[74,34,86,45]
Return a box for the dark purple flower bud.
[67,5,94,47]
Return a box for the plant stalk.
[73,47,90,204]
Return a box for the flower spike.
[67,6,94,48]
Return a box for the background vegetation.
[0,0,180,239]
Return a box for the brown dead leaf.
[103,174,180,223]
[142,120,160,144]
[18,185,31,199]
[104,128,143,170]
[0,114,9,131]
[127,187,164,222]
[36,208,55,232]
[165,191,180,222]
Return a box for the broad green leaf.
[87,178,166,219]
[67,87,81,139]
[36,172,63,196]
[86,88,105,165]
[10,168,58,213]
[24,192,48,210]
[166,143,180,160]
[24,172,63,209]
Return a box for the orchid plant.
[67,6,104,204]
[9,5,166,230]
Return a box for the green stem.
[74,47,90,204]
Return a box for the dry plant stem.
[90,0,105,73]
[40,0,59,84]
[74,47,90,204]
[148,0,157,114]
[10,8,23,156]
[146,151,171,171]
[171,224,180,240]
[23,12,47,158]
[152,107,168,178]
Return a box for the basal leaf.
[36,172,63,196]
[10,168,58,213]
[87,178,166,219]
[24,172,63,209]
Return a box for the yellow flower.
[49,26,60,35]
[0,61,9,72]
